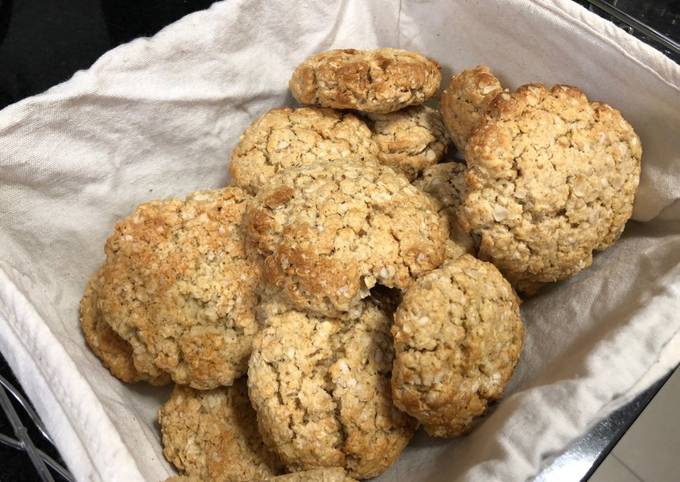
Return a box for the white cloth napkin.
[0,1,678,481]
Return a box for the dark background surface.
[0,1,678,481]
[0,0,214,109]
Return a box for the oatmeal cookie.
[248,302,417,479]
[80,269,169,385]
[167,469,357,482]
[414,161,475,257]
[441,238,470,262]
[230,107,378,194]
[366,105,449,180]
[290,48,440,114]
[244,159,447,318]
[392,255,523,437]
[460,84,642,293]
[440,66,504,151]
[254,468,356,482]
[158,379,283,481]
[97,188,261,389]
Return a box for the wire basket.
[0,374,74,482]
[578,0,680,62]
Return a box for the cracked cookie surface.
[97,188,261,389]
[80,269,169,385]
[414,161,475,258]
[392,254,523,437]
[248,302,417,479]
[244,159,447,319]
[460,84,642,293]
[440,66,504,152]
[167,468,356,482]
[367,105,449,180]
[158,379,283,481]
[290,49,440,114]
[230,107,378,194]
[257,468,357,482]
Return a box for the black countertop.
[0,1,678,481]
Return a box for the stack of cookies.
[80,48,641,481]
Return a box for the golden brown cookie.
[164,476,203,482]
[460,84,642,293]
[158,379,283,482]
[290,48,440,114]
[366,105,449,180]
[413,161,475,257]
[229,107,378,194]
[441,238,470,261]
[80,269,170,385]
[244,159,447,319]
[248,302,417,479]
[166,468,357,482]
[255,468,357,482]
[440,66,504,152]
[391,255,523,437]
[97,188,261,389]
